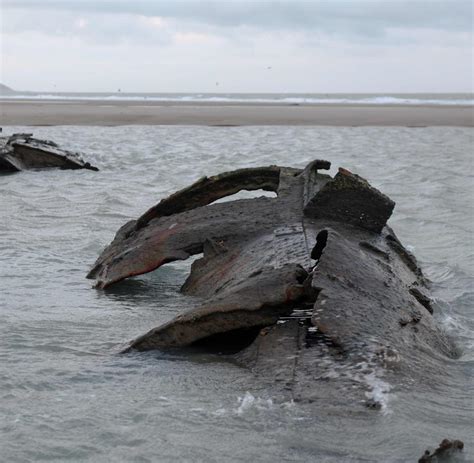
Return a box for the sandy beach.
[1,99,472,126]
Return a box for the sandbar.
[0,99,472,126]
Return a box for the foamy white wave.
[364,372,393,414]
[2,93,473,105]
[235,392,273,415]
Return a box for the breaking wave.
[2,93,473,105]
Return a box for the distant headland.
[0,83,16,95]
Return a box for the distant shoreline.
[1,99,472,127]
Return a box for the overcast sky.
[1,0,472,93]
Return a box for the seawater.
[1,126,472,462]
[2,93,473,105]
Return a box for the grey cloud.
[1,7,173,45]
[3,0,473,38]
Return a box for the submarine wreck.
[88,160,457,407]
[0,132,98,172]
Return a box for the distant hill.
[0,83,16,95]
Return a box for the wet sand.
[0,99,472,126]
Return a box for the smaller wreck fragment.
[418,439,464,462]
[0,133,98,172]
[89,160,457,406]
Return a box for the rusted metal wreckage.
[0,133,98,172]
[88,160,456,405]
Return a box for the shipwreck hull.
[89,160,457,406]
[0,133,98,172]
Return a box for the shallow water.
[1,125,472,462]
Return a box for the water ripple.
[1,125,472,462]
